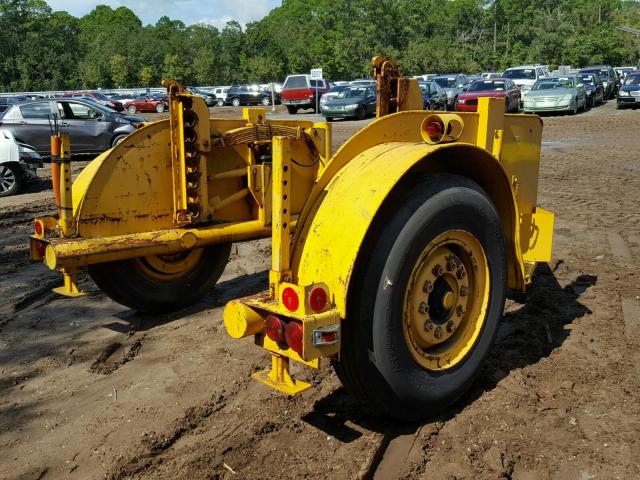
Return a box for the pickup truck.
[280,74,330,114]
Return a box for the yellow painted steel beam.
[44,218,296,270]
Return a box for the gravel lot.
[1,100,639,480]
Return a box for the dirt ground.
[1,101,639,480]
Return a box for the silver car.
[523,76,587,114]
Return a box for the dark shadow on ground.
[107,270,269,333]
[302,262,596,450]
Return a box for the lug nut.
[432,264,444,276]
[460,286,468,297]
[446,320,455,332]
[456,267,466,279]
[423,320,433,332]
[419,302,429,314]
[423,280,433,293]
[434,326,443,339]
[456,305,465,317]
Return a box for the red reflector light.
[282,287,299,312]
[425,120,444,141]
[285,321,303,355]
[265,315,285,343]
[309,287,327,312]
[34,221,43,236]
[34,241,46,258]
[321,331,337,343]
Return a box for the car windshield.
[583,69,609,79]
[337,87,371,98]
[75,98,118,114]
[624,75,640,86]
[503,69,536,80]
[92,92,110,101]
[467,80,506,92]
[329,85,347,93]
[580,75,595,84]
[532,78,574,90]
[434,78,456,88]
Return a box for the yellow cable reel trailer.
[223,57,554,420]
[30,81,332,313]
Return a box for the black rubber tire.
[356,106,366,120]
[325,117,334,122]
[333,174,507,421]
[287,106,298,115]
[0,163,21,197]
[88,243,231,313]
[111,134,128,147]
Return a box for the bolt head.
[456,267,466,279]
[418,302,429,314]
[432,264,444,276]
[423,320,433,331]
[446,320,455,332]
[456,305,464,317]
[460,286,468,297]
[434,326,443,339]
[423,280,433,293]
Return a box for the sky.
[46,0,282,29]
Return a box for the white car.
[502,65,549,93]
[0,129,43,197]
[212,86,231,107]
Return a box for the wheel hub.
[0,165,16,194]
[403,230,489,371]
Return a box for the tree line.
[1,0,639,92]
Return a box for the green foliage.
[1,0,639,91]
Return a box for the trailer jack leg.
[252,354,312,395]
[52,268,87,298]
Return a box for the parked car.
[432,74,468,110]
[614,66,636,82]
[418,81,448,110]
[281,74,331,114]
[225,85,275,107]
[616,72,640,109]
[481,72,502,79]
[0,98,145,154]
[522,76,587,114]
[62,91,124,111]
[189,87,217,107]
[212,86,231,106]
[502,65,548,94]
[455,78,521,112]
[578,73,605,107]
[124,95,168,114]
[320,85,376,121]
[319,85,350,110]
[580,65,619,99]
[0,129,42,197]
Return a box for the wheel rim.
[135,248,204,281]
[262,97,270,105]
[0,165,16,193]
[129,106,136,114]
[232,99,240,106]
[402,230,490,371]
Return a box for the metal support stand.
[252,355,312,395]
[53,267,87,298]
[52,133,86,298]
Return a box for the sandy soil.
[1,101,639,480]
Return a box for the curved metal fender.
[291,141,522,319]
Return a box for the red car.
[455,79,521,112]
[124,95,168,114]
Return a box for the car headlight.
[560,94,573,101]
[586,90,592,95]
[345,104,359,110]
[603,81,608,88]
[619,90,629,96]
